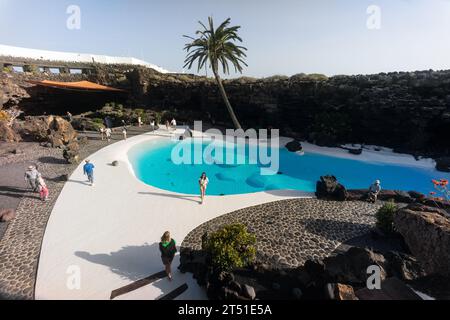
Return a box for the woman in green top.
[159,231,177,281]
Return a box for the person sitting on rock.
[368,180,381,203]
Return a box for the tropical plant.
[375,200,398,234]
[202,223,256,272]
[154,112,163,125]
[183,17,247,129]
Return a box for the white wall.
[0,44,170,73]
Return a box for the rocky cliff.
[134,69,450,157]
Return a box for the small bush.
[91,118,104,124]
[23,64,39,73]
[2,66,13,73]
[154,112,163,125]
[203,224,256,272]
[376,201,398,233]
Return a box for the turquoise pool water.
[128,139,449,196]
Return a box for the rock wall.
[131,68,450,157]
[2,59,450,157]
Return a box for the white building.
[0,44,170,74]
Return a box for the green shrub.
[376,201,398,233]
[154,112,163,125]
[306,73,328,81]
[2,66,13,73]
[92,118,104,124]
[290,73,329,82]
[263,75,289,82]
[23,64,39,73]
[203,224,256,272]
[91,121,104,131]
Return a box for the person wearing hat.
[24,165,41,192]
[368,180,381,203]
[83,160,95,186]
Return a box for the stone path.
[0,126,153,300]
[182,198,383,269]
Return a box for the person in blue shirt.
[83,160,95,186]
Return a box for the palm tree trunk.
[212,68,242,130]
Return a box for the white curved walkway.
[35,129,309,300]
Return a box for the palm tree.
[183,17,247,129]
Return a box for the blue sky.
[1,0,450,77]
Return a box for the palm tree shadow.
[75,243,162,281]
[138,191,200,204]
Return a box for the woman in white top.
[105,128,112,142]
[198,172,209,204]
[99,127,105,141]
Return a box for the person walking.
[100,127,105,141]
[165,120,170,131]
[159,231,177,281]
[122,126,127,140]
[105,127,112,142]
[199,172,209,204]
[37,176,49,201]
[24,165,41,192]
[150,120,155,133]
[83,160,95,186]
[170,118,177,129]
[138,116,142,127]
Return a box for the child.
[38,176,49,201]
[83,160,95,186]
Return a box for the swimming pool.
[128,139,449,196]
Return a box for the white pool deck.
[35,127,440,300]
[35,128,310,300]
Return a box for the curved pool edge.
[34,129,446,300]
[34,129,311,300]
